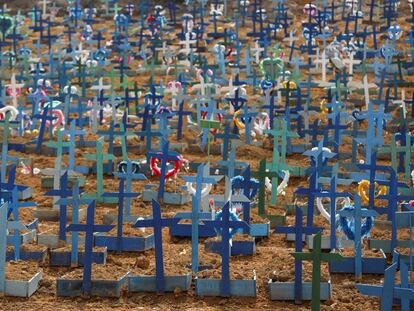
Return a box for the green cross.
[378,133,412,180]
[45,129,72,159]
[82,137,116,202]
[200,119,221,162]
[292,233,344,311]
[0,112,18,148]
[264,119,299,204]
[251,158,279,216]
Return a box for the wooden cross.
[0,202,30,293]
[0,113,19,183]
[113,161,147,221]
[67,201,114,294]
[292,233,343,311]
[82,137,116,201]
[203,202,250,296]
[102,178,139,251]
[182,164,221,272]
[275,207,322,303]
[147,141,182,199]
[315,177,353,250]
[133,200,180,293]
[251,159,279,216]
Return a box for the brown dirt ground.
[1,1,413,311]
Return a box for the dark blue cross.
[7,186,37,260]
[44,171,72,241]
[274,207,322,303]
[214,123,240,161]
[315,177,352,250]
[135,118,163,162]
[67,201,114,294]
[32,106,55,153]
[133,199,180,293]
[203,202,250,297]
[102,178,139,251]
[147,141,181,199]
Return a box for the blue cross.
[31,106,55,153]
[182,164,221,272]
[61,120,88,174]
[44,171,73,241]
[217,140,246,179]
[67,201,114,294]
[0,202,31,293]
[7,187,37,260]
[56,181,90,266]
[357,261,414,311]
[135,118,163,162]
[147,141,181,199]
[113,160,147,221]
[133,199,180,293]
[203,202,250,297]
[274,207,322,303]
[315,177,353,250]
[102,178,139,251]
[214,123,240,161]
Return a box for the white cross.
[91,77,111,92]
[343,52,361,81]
[252,40,264,64]
[179,32,196,55]
[89,97,101,133]
[166,82,181,110]
[156,41,168,59]
[1,4,10,14]
[283,31,298,48]
[6,73,24,108]
[218,75,235,95]
[315,50,329,82]
[40,0,51,17]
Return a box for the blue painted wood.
[275,207,322,302]
[56,272,129,297]
[94,233,154,252]
[113,160,147,220]
[329,252,387,274]
[142,184,191,205]
[133,199,180,293]
[146,141,182,199]
[4,271,43,297]
[0,202,42,297]
[182,163,221,272]
[44,171,72,241]
[269,280,332,301]
[66,201,114,295]
[357,262,414,309]
[128,274,192,292]
[169,212,216,237]
[50,248,107,266]
[205,239,256,256]
[202,202,251,297]
[315,177,352,250]
[6,249,46,262]
[195,277,256,297]
[6,187,37,260]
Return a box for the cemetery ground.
[1,0,414,311]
